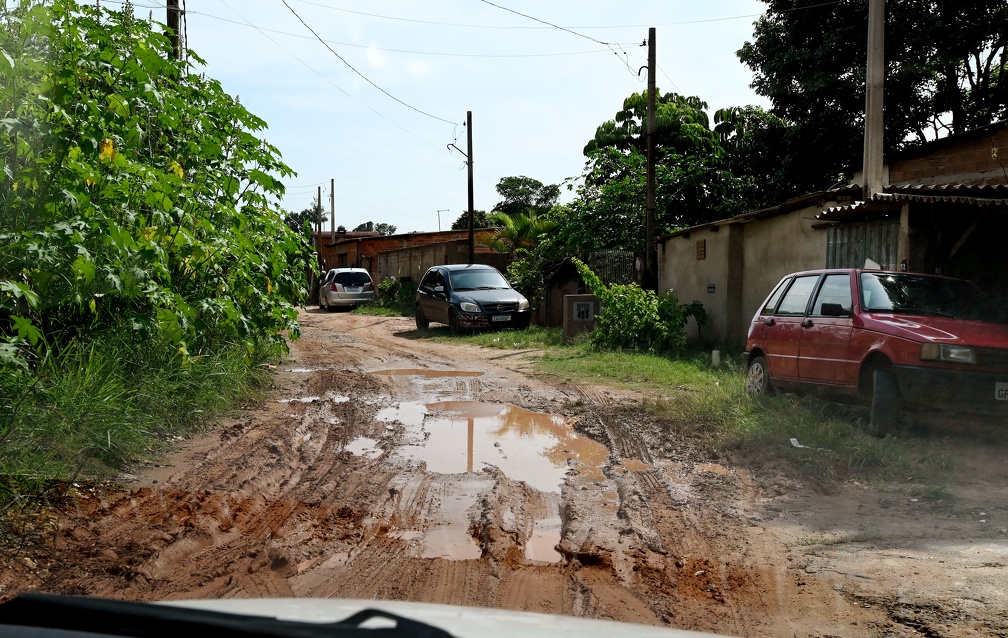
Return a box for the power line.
[281,0,456,125]
[211,0,455,156]
[477,0,614,46]
[187,11,630,58]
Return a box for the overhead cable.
[281,0,456,125]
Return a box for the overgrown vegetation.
[1,1,311,518]
[365,277,418,316]
[573,258,705,355]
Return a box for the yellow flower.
[169,159,184,179]
[99,138,115,163]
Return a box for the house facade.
[659,120,1008,350]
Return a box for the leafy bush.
[373,277,418,315]
[0,0,313,368]
[572,258,705,355]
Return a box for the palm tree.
[476,209,557,254]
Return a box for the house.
[659,120,1008,350]
[313,228,509,283]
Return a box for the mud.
[1,310,1006,637]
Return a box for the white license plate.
[997,382,1008,401]
[346,287,361,293]
[492,314,511,322]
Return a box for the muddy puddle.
[361,371,612,563]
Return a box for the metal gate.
[826,221,898,270]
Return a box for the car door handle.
[763,318,775,326]
[801,319,813,328]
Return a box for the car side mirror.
[433,285,444,294]
[820,302,851,317]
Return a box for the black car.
[415,264,530,333]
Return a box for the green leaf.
[12,315,42,346]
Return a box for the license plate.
[997,382,1008,401]
[346,287,361,293]
[492,314,511,322]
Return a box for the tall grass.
[0,329,267,536]
[533,348,947,483]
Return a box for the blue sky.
[129,0,770,233]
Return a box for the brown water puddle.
[376,399,609,563]
[371,369,484,378]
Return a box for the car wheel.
[869,367,900,436]
[448,310,461,335]
[319,293,328,312]
[744,355,771,397]
[415,306,429,330]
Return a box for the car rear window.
[333,271,372,286]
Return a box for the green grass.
[0,330,267,511]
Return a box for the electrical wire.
[281,0,456,125]
[211,0,456,156]
[186,11,627,58]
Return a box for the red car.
[743,269,1008,433]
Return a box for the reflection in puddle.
[345,437,382,459]
[371,369,484,379]
[377,402,428,425]
[399,401,609,494]
[526,515,563,562]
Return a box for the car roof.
[436,264,498,272]
[327,267,369,273]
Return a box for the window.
[760,278,790,315]
[775,275,819,316]
[811,274,852,316]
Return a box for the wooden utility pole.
[330,178,335,244]
[167,0,181,60]
[466,111,475,265]
[863,0,885,198]
[643,28,657,291]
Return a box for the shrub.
[572,258,705,355]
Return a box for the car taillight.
[329,283,338,291]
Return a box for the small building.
[659,120,1008,350]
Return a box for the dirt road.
[2,310,1007,636]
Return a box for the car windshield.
[448,269,508,291]
[332,271,371,286]
[860,272,1002,322]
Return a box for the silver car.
[318,268,375,311]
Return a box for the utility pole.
[643,28,657,291]
[330,178,335,244]
[863,0,885,199]
[167,0,181,60]
[466,111,475,265]
[316,185,322,260]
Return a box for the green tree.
[491,176,560,218]
[568,90,748,251]
[450,209,491,230]
[353,221,397,235]
[476,210,557,254]
[285,195,326,240]
[737,0,1008,192]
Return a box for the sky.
[126,0,771,234]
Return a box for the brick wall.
[889,122,1008,186]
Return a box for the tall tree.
[450,209,490,230]
[491,176,560,218]
[737,0,1008,192]
[353,221,397,235]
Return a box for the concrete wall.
[659,205,828,349]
